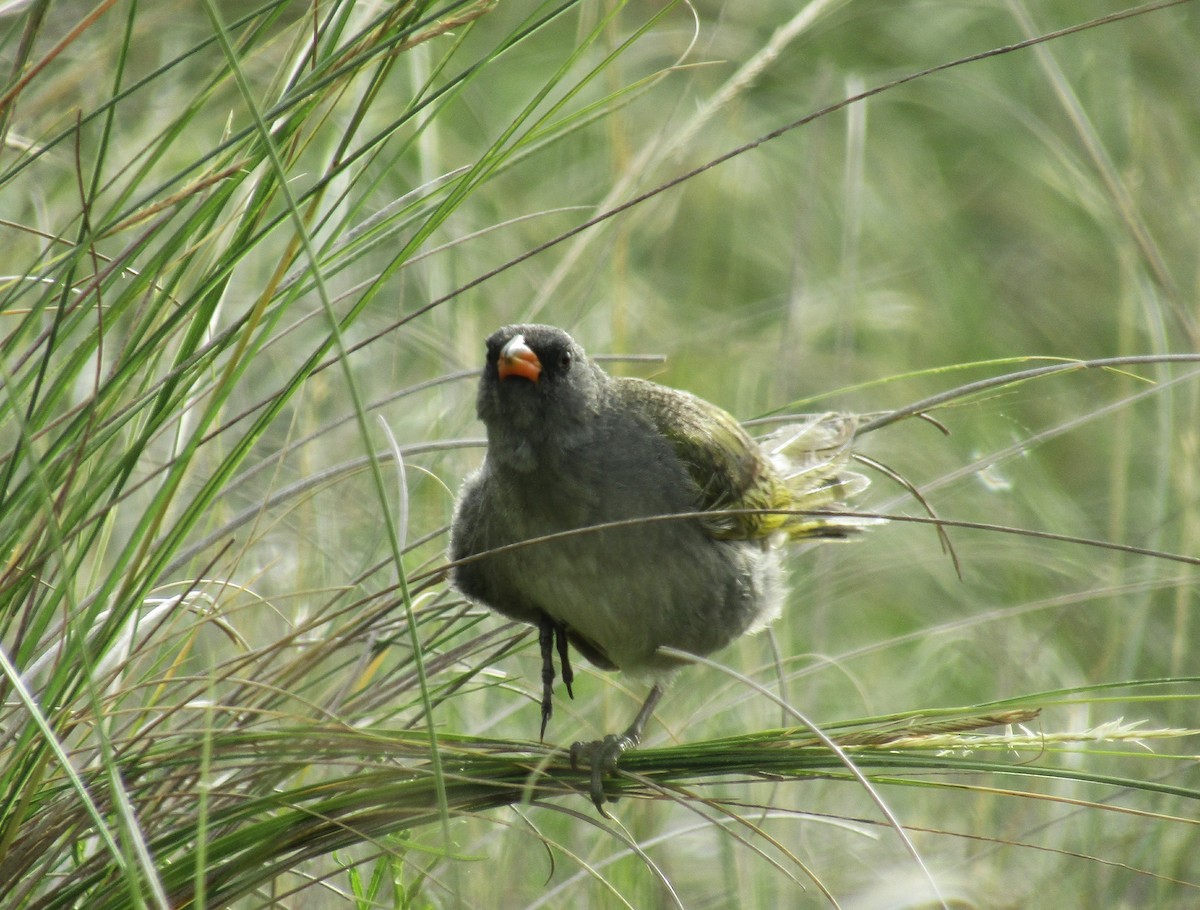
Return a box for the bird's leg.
[537,616,555,741]
[570,683,664,815]
[554,622,574,699]
[538,617,576,741]
[537,619,573,739]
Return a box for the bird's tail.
[759,414,879,542]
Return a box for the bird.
[449,324,870,812]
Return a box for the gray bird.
[450,324,868,811]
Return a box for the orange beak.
[497,334,542,382]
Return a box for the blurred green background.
[1,0,1197,907]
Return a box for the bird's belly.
[515,526,785,676]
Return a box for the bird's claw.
[538,617,574,741]
[570,733,633,815]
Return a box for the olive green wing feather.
[757,414,874,538]
[615,378,869,542]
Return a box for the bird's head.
[476,324,606,467]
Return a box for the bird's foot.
[538,617,575,741]
[569,733,636,816]
[567,684,664,815]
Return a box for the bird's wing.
[614,378,789,541]
[616,378,870,542]
[758,415,876,538]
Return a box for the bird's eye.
[559,350,572,370]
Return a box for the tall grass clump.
[1,0,1197,907]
